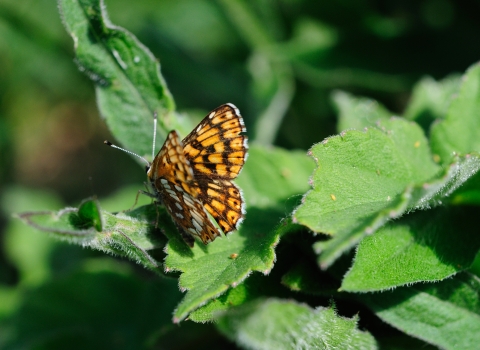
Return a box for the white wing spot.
[191,209,203,224]
[166,191,180,202]
[175,212,184,219]
[192,219,202,233]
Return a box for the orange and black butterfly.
[106,104,248,246]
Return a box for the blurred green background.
[1,0,479,348]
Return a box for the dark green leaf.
[281,258,340,295]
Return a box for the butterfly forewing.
[182,103,248,235]
[183,103,248,181]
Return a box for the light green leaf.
[217,298,377,350]
[403,74,461,127]
[342,207,480,292]
[58,0,182,160]
[166,145,313,322]
[430,62,480,165]
[332,90,391,132]
[361,273,480,349]
[294,118,440,267]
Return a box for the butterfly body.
[146,103,247,246]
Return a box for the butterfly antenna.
[104,140,150,167]
[152,111,158,160]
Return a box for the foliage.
[2,0,480,349]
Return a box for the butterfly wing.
[148,131,221,246]
[183,103,248,180]
[182,104,248,234]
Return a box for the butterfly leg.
[123,186,156,212]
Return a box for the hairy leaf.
[217,298,377,350]
[294,118,440,267]
[342,206,480,291]
[16,199,169,273]
[58,0,184,160]
[361,273,480,349]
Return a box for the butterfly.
[106,104,248,246]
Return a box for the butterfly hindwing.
[195,179,245,234]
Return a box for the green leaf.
[361,273,480,349]
[294,118,440,267]
[312,187,411,269]
[166,145,313,322]
[403,74,461,129]
[216,298,377,350]
[58,0,181,159]
[16,199,169,273]
[430,62,480,165]
[187,219,306,323]
[313,153,480,270]
[342,206,480,292]
[332,90,391,132]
